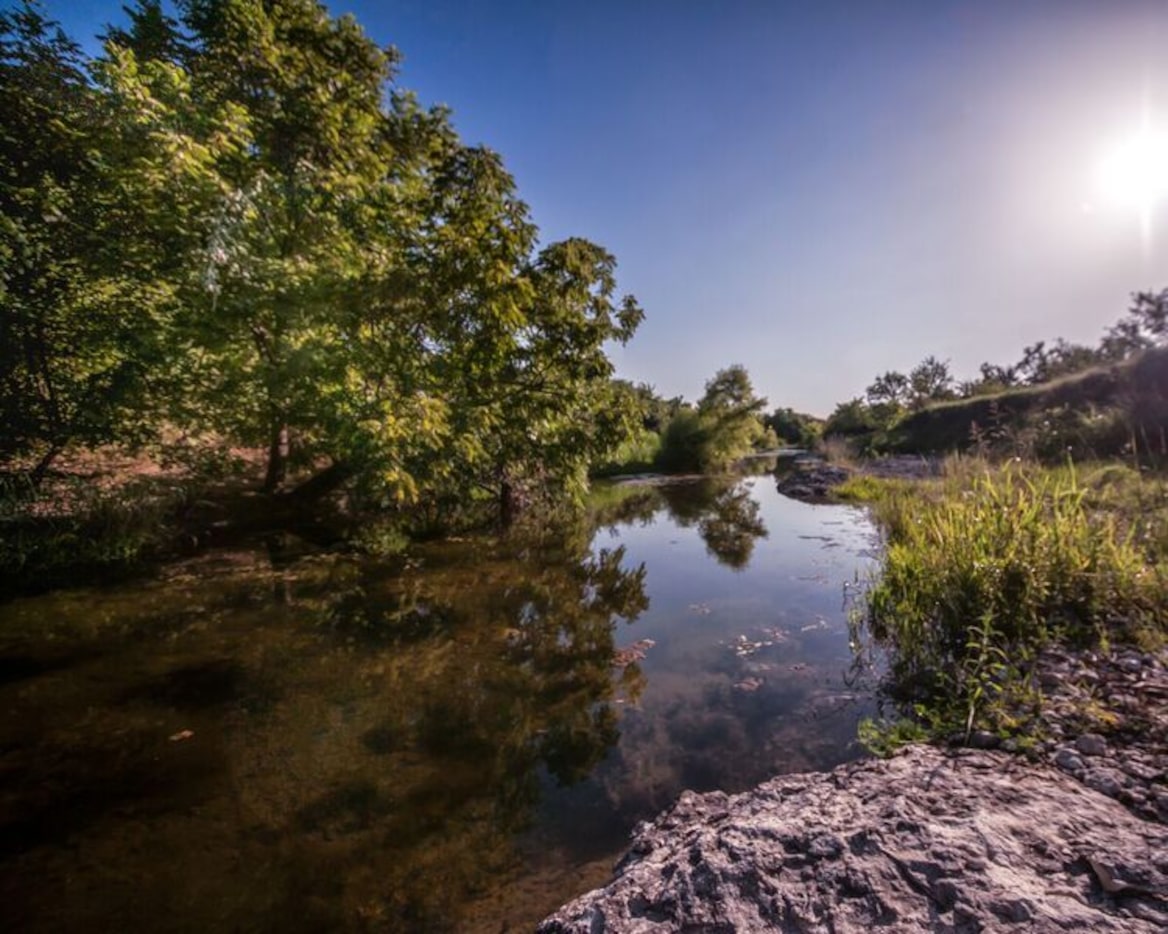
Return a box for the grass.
[852,455,1168,747]
[590,429,663,477]
[0,474,186,592]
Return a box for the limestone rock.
[539,746,1168,933]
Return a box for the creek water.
[0,461,880,932]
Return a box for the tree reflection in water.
[0,532,649,934]
[0,470,869,934]
[657,478,769,569]
[295,537,649,928]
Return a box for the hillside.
[886,346,1168,457]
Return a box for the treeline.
[600,366,822,475]
[0,0,644,525]
[823,290,1168,449]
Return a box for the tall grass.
[859,458,1168,740]
[0,476,183,591]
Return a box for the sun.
[1097,127,1168,211]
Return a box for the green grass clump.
[860,460,1168,742]
[0,477,181,591]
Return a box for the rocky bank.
[538,745,1168,932]
[775,455,938,501]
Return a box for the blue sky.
[32,0,1168,415]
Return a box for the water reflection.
[657,479,768,569]
[0,472,877,933]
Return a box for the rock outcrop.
[775,455,937,502]
[539,746,1168,932]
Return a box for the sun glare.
[1097,128,1168,211]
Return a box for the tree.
[0,3,173,481]
[621,381,683,433]
[656,365,768,472]
[907,355,954,408]
[696,365,769,467]
[429,236,644,521]
[102,0,186,62]
[97,0,643,516]
[865,370,910,409]
[822,397,879,437]
[765,407,822,448]
[3,0,643,526]
[1101,289,1168,361]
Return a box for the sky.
[30,0,1168,416]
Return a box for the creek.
[0,459,879,931]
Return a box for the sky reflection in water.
[0,467,878,932]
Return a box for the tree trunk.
[499,477,519,528]
[29,443,62,489]
[284,460,355,505]
[262,424,290,493]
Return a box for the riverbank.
[538,637,1168,931]
[538,741,1167,932]
[774,453,938,502]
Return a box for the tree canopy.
[0,0,643,523]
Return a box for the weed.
[853,459,1168,744]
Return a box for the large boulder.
[539,746,1168,932]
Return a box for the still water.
[0,464,878,932]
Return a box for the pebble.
[1054,748,1085,773]
[1082,767,1126,799]
[1076,733,1108,756]
[967,730,1000,750]
[1035,645,1167,824]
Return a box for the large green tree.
[0,3,176,481]
[2,0,643,523]
[94,0,642,514]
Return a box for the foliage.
[620,380,685,433]
[764,406,821,448]
[907,355,954,408]
[0,4,174,480]
[0,1,644,534]
[0,474,182,589]
[858,459,1168,741]
[591,427,662,477]
[1101,289,1168,359]
[654,365,769,473]
[885,346,1168,462]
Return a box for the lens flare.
[1096,129,1168,210]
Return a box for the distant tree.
[1045,339,1102,380]
[655,365,768,472]
[695,365,769,467]
[1101,289,1168,360]
[822,397,879,437]
[866,371,910,409]
[1013,340,1101,385]
[765,407,822,447]
[620,380,683,433]
[957,362,1019,399]
[908,356,954,408]
[1014,342,1051,384]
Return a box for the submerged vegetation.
[852,457,1168,744]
